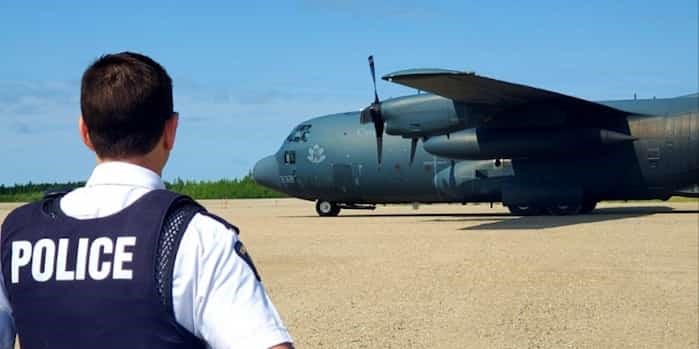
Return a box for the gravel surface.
[1,200,697,348]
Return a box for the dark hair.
[80,52,173,158]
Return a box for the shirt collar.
[85,161,166,190]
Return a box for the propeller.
[409,137,418,166]
[360,55,384,165]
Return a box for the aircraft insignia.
[307,144,326,164]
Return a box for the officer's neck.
[96,152,167,177]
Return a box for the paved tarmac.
[1,199,697,348]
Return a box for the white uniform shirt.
[0,162,292,349]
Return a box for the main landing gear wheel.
[316,200,340,217]
[547,202,582,216]
[580,201,597,214]
[507,205,544,216]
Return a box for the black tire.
[507,204,544,216]
[316,200,340,217]
[580,201,597,214]
[547,202,582,215]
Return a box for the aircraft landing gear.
[316,200,340,217]
[507,200,596,216]
[580,200,597,214]
[546,202,582,215]
[507,205,544,216]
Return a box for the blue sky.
[0,0,697,185]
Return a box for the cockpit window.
[286,124,312,143]
[284,151,296,164]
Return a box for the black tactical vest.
[1,190,206,349]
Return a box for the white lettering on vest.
[88,237,112,280]
[10,237,137,283]
[113,237,136,279]
[32,239,55,282]
[10,241,32,283]
[56,238,74,281]
[75,238,88,280]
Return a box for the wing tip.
[382,68,469,81]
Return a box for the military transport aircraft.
[253,57,698,216]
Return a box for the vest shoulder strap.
[155,196,205,311]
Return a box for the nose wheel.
[316,200,341,217]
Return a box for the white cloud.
[0,79,363,184]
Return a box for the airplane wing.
[382,69,628,128]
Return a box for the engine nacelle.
[381,94,464,137]
[433,160,513,201]
[423,127,636,160]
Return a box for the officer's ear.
[163,112,178,151]
[79,116,96,152]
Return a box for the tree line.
[0,176,285,202]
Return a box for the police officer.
[0,52,294,349]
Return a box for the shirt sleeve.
[171,213,292,349]
[0,253,16,349]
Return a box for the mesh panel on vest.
[155,201,202,309]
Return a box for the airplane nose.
[253,155,281,190]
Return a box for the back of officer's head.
[81,52,173,158]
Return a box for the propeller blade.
[358,55,384,165]
[409,138,418,166]
[369,55,378,103]
[373,111,384,164]
[376,135,383,166]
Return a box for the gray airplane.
[253,57,698,216]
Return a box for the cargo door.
[332,163,361,199]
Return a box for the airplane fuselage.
[253,94,698,214]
